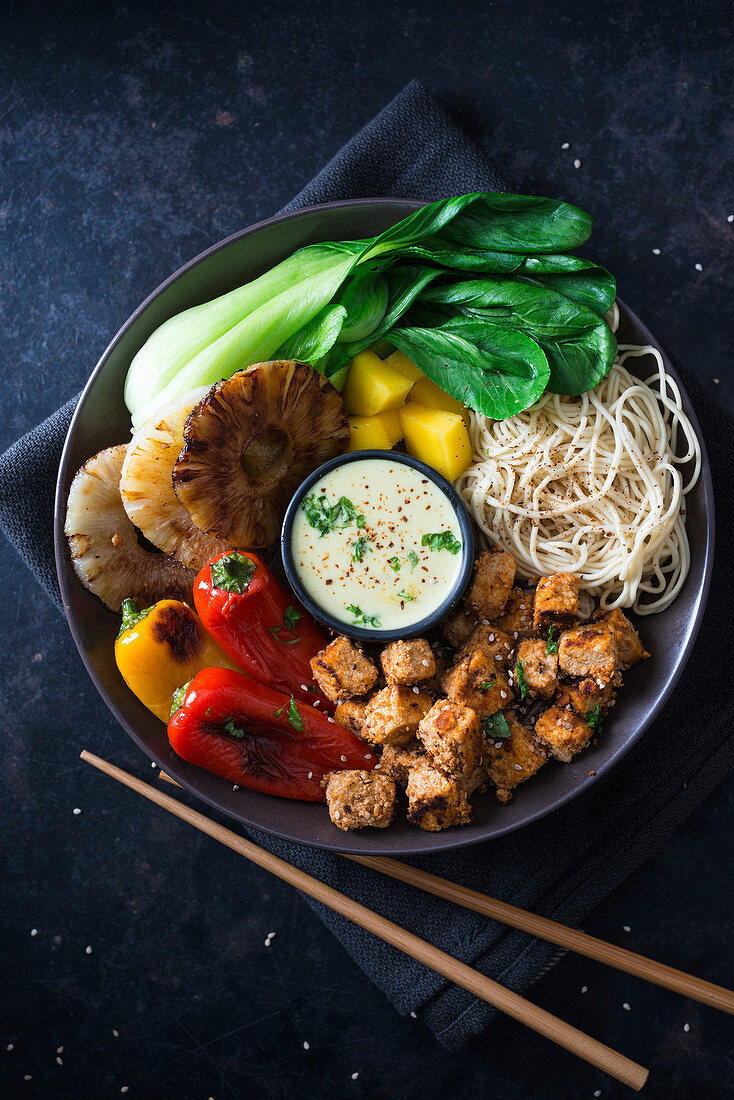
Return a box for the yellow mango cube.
[346,410,403,452]
[384,349,424,384]
[399,403,473,482]
[409,375,470,427]
[342,350,414,416]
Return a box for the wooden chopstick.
[156,769,734,1017]
[82,751,647,1090]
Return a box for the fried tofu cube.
[323,770,396,831]
[458,763,489,799]
[558,624,618,685]
[515,638,558,699]
[533,574,579,631]
[466,549,516,620]
[534,705,592,763]
[484,714,547,789]
[441,649,513,718]
[334,696,371,737]
[498,587,539,638]
[556,677,614,717]
[406,761,472,831]
[362,685,433,746]
[442,608,477,649]
[417,698,482,777]
[310,636,379,703]
[594,608,649,670]
[459,623,514,667]
[380,637,436,685]
[377,739,426,786]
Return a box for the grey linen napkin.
[0,80,732,1051]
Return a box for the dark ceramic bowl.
[281,449,475,642]
[54,199,714,856]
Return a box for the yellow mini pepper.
[114,598,241,723]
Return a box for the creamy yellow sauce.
[291,458,464,630]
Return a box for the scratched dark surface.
[1,1,732,1097]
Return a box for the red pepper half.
[194,551,332,709]
[167,667,376,801]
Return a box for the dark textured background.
[1,2,732,1097]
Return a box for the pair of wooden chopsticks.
[80,751,734,1090]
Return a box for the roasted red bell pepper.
[167,666,376,801]
[194,550,331,709]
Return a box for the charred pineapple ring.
[65,445,196,612]
[172,362,350,548]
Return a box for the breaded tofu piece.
[323,770,396,831]
[380,638,436,685]
[498,587,539,638]
[484,714,547,789]
[534,705,592,763]
[466,549,516,620]
[515,638,558,699]
[459,623,514,667]
[458,763,489,798]
[310,636,379,703]
[441,649,513,718]
[406,761,472,831]
[442,608,477,649]
[417,698,482,777]
[558,623,618,685]
[377,739,426,786]
[594,608,649,670]
[334,696,371,737]
[362,685,433,746]
[556,677,614,717]
[533,573,579,631]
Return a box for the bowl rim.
[54,197,716,856]
[280,448,475,641]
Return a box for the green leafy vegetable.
[408,550,419,570]
[346,604,381,627]
[387,555,401,572]
[118,598,155,638]
[302,493,365,536]
[482,712,513,740]
[587,705,603,733]
[170,680,192,717]
[274,304,346,363]
[515,659,528,700]
[421,530,462,555]
[210,552,256,594]
[336,268,389,342]
[546,626,559,654]
[397,589,416,602]
[223,716,247,739]
[284,606,301,632]
[352,536,372,562]
[274,696,305,732]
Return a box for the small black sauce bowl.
[281,449,475,643]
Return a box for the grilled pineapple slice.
[120,386,231,569]
[172,361,349,547]
[65,445,195,612]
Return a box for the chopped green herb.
[210,552,256,594]
[482,712,513,740]
[421,530,462,555]
[408,550,419,570]
[302,492,365,536]
[397,589,416,602]
[387,556,401,572]
[274,695,305,732]
[479,679,497,691]
[346,603,381,627]
[268,625,303,646]
[546,626,559,654]
[169,680,192,717]
[352,536,372,562]
[587,705,603,733]
[283,605,302,632]
[118,598,155,638]
[223,716,246,739]
[205,707,213,716]
[306,684,317,693]
[515,659,527,699]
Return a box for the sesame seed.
[73,808,81,815]
[57,1046,64,1054]
[313,699,320,707]
[713,377,720,383]
[121,1089,129,1095]
[56,1056,63,1065]
[334,811,340,820]
[85,945,92,955]
[24,1076,32,1082]
[363,754,372,760]
[412,686,420,694]
[410,1010,417,1018]
[622,1002,631,1011]
[495,654,503,661]
[694,262,703,271]
[561,141,569,149]
[233,784,240,791]
[30,929,37,937]
[307,771,313,779]
[494,741,503,748]
[150,762,156,768]
[684,1022,690,1031]
[300,684,309,691]
[513,763,523,771]
[112,1029,119,1038]
[327,716,334,723]
[481,619,489,626]
[7,1043,13,1051]
[500,690,507,699]
[581,985,588,993]
[594,1092,601,1098]
[623,925,631,932]
[351,1072,360,1080]
[340,755,347,762]
[727,214,733,222]
[652,247,661,255]
[421,660,430,666]
[573,158,581,168]
[303,1040,310,1050]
